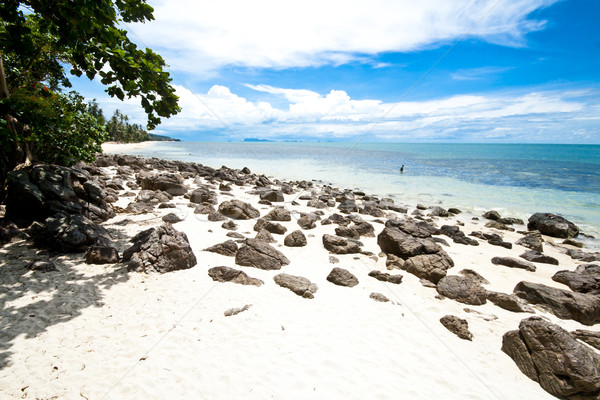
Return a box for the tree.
[0,0,180,189]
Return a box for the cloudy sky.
[76,0,600,143]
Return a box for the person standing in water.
[400,164,404,173]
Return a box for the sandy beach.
[1,146,598,400]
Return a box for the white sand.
[101,141,157,153]
[0,155,592,400]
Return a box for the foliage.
[0,0,180,129]
[106,109,149,143]
[4,88,108,165]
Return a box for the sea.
[105,142,600,245]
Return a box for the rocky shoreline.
[1,153,599,399]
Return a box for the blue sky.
[76,0,600,143]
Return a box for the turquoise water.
[106,142,600,239]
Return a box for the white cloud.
[139,83,598,142]
[125,0,557,73]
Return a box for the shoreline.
[1,152,598,399]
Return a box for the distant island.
[148,133,181,142]
[243,138,274,142]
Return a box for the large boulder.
[400,253,454,284]
[264,206,291,222]
[218,200,260,220]
[29,214,112,252]
[527,213,579,239]
[552,264,600,295]
[514,281,600,325]
[436,275,487,305]
[189,188,218,205]
[140,173,187,196]
[235,239,290,270]
[384,218,437,238]
[123,224,197,273]
[5,164,114,227]
[502,317,600,400]
[377,226,444,259]
[207,266,263,286]
[273,273,318,299]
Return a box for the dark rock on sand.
[571,329,600,351]
[491,256,536,272]
[502,316,600,400]
[440,315,473,341]
[284,230,307,247]
[264,206,292,222]
[297,213,319,230]
[429,206,449,217]
[204,240,239,257]
[385,218,437,238]
[483,210,501,221]
[322,234,362,254]
[260,190,284,202]
[439,225,479,246]
[85,246,120,264]
[327,267,359,287]
[377,226,444,259]
[207,212,227,222]
[208,266,263,286]
[235,239,290,270]
[194,204,216,215]
[124,224,197,273]
[273,273,318,299]
[368,270,403,284]
[221,220,238,230]
[514,281,600,325]
[189,188,218,205]
[486,291,534,313]
[436,275,487,305]
[485,220,515,231]
[255,228,276,243]
[218,200,260,220]
[401,253,454,284]
[140,173,187,196]
[552,264,600,295]
[29,214,112,252]
[5,164,115,227]
[515,231,544,252]
[527,212,579,239]
[162,212,183,223]
[519,250,559,265]
[370,292,390,302]
[27,260,58,272]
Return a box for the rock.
[335,226,360,239]
[140,173,187,196]
[515,231,544,252]
[218,200,260,220]
[322,234,362,254]
[499,217,524,226]
[552,264,600,294]
[519,250,559,265]
[5,164,115,227]
[326,267,359,287]
[483,210,501,221]
[459,269,489,285]
[448,208,462,215]
[338,199,358,213]
[273,273,318,299]
[194,204,216,215]
[29,214,112,252]
[384,218,437,238]
[370,292,390,302]
[226,232,245,239]
[136,189,172,204]
[208,212,227,222]
[27,260,58,272]
[385,254,405,270]
[440,315,473,341]
[255,228,276,243]
[162,212,183,223]
[235,239,290,270]
[189,188,218,205]
[377,227,445,259]
[501,317,600,399]
[125,202,155,214]
[563,238,584,248]
[486,291,534,313]
[439,225,479,246]
[567,249,600,262]
[485,220,515,231]
[527,212,579,239]
[204,240,238,256]
[329,256,339,264]
[491,256,536,272]
[353,221,375,237]
[224,304,252,317]
[260,190,284,202]
[514,281,600,325]
[221,220,238,231]
[429,206,449,217]
[264,207,291,222]
[158,202,176,209]
[571,329,600,351]
[85,246,119,264]
[124,224,197,273]
[368,270,403,284]
[401,253,454,284]
[207,266,263,286]
[297,213,318,230]
[284,230,307,247]
[263,221,287,235]
[436,275,487,305]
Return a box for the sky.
[75,0,600,143]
